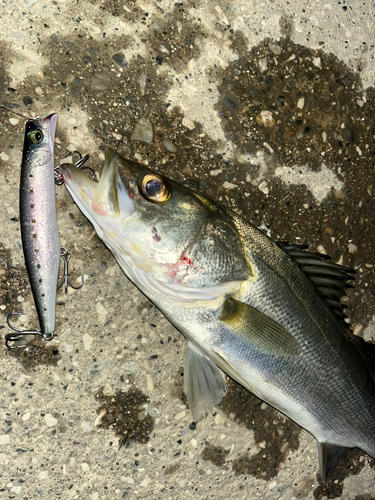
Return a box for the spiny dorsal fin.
[278,242,356,325]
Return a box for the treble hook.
[5,312,54,349]
[57,247,84,293]
[55,150,95,185]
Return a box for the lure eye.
[29,129,44,145]
[141,174,170,202]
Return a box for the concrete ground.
[1,0,375,498]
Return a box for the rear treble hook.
[57,247,84,293]
[5,313,54,349]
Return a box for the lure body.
[20,114,60,335]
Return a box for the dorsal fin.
[278,242,356,325]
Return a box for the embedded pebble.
[38,471,48,480]
[9,118,19,125]
[191,438,197,447]
[258,57,268,73]
[140,477,150,487]
[162,138,177,153]
[81,462,90,472]
[348,242,357,253]
[317,244,327,255]
[131,118,153,143]
[223,181,237,189]
[22,411,31,421]
[96,302,108,325]
[182,116,195,130]
[296,97,305,109]
[102,385,114,397]
[268,41,282,55]
[121,477,135,484]
[214,413,224,425]
[81,422,92,433]
[0,152,9,161]
[175,410,186,420]
[112,52,127,68]
[83,333,94,351]
[90,73,111,90]
[313,57,322,69]
[138,72,147,96]
[256,110,275,127]
[120,361,140,373]
[45,414,58,427]
[0,435,10,445]
[210,169,222,176]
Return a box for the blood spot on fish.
[219,379,300,481]
[182,256,199,270]
[151,227,161,242]
[95,386,154,449]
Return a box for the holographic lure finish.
[19,113,60,336]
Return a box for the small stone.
[22,411,31,421]
[120,361,140,374]
[38,471,48,480]
[102,385,114,397]
[0,152,9,161]
[140,477,150,487]
[81,462,90,472]
[82,333,93,351]
[313,57,322,69]
[121,476,134,484]
[268,41,282,55]
[223,181,237,190]
[256,110,275,127]
[45,414,58,427]
[182,116,195,130]
[162,138,177,153]
[131,118,153,143]
[296,97,305,109]
[258,440,266,449]
[23,96,33,107]
[90,73,111,91]
[112,52,127,68]
[214,413,224,425]
[175,410,186,420]
[260,403,267,410]
[353,323,363,335]
[81,421,91,433]
[96,302,108,325]
[189,422,196,430]
[191,438,197,447]
[258,57,268,73]
[317,245,327,255]
[348,243,357,253]
[0,435,10,445]
[210,169,222,176]
[9,118,19,125]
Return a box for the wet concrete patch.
[219,378,300,480]
[201,444,227,468]
[313,450,375,499]
[6,341,61,369]
[0,247,30,315]
[95,386,154,449]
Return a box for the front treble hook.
[57,247,84,294]
[5,312,54,349]
[55,150,95,186]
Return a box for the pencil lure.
[6,114,60,347]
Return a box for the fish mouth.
[43,113,58,150]
[60,148,135,236]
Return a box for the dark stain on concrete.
[313,449,375,499]
[164,463,181,475]
[219,378,300,480]
[6,340,61,369]
[0,247,30,315]
[95,386,154,448]
[201,444,227,468]
[170,366,188,405]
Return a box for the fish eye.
[141,174,170,202]
[28,129,44,145]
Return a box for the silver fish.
[17,114,60,337]
[60,147,375,481]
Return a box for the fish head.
[60,147,210,286]
[23,113,58,165]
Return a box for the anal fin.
[317,442,350,483]
[184,341,227,422]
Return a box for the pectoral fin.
[317,442,350,483]
[219,297,301,356]
[184,341,227,422]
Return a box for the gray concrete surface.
[1,0,375,498]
